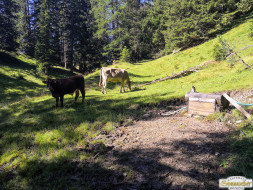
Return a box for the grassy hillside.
[0,14,253,189]
[0,51,77,106]
[86,15,253,108]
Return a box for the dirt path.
[87,89,253,189]
[102,113,231,190]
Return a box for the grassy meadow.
[0,14,253,189]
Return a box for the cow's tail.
[99,68,102,87]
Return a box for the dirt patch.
[87,89,253,189]
[99,113,231,190]
[86,89,253,189]
[229,88,253,104]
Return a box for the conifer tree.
[35,0,53,74]
[0,0,18,51]
[16,0,36,56]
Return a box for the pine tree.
[16,0,36,56]
[71,0,89,72]
[35,0,54,74]
[91,0,123,61]
[91,0,151,62]
[0,0,18,51]
[158,0,241,54]
[122,0,149,61]
[59,0,74,71]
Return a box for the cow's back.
[58,75,84,94]
[103,68,129,82]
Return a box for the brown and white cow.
[43,75,85,107]
[99,67,131,94]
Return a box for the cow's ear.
[42,81,47,84]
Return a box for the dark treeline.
[0,0,252,73]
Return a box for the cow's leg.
[101,80,105,94]
[103,80,107,94]
[56,97,59,107]
[120,80,125,93]
[102,85,104,94]
[80,89,85,103]
[60,95,64,107]
[123,80,126,92]
[74,90,79,103]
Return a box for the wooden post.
[222,93,251,119]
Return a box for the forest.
[1,0,252,74]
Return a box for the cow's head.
[42,79,58,91]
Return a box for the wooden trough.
[185,90,229,116]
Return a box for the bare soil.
[98,112,231,190]
[88,89,253,190]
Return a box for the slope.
[86,13,253,105]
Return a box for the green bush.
[120,46,131,62]
[213,43,226,61]
[36,62,45,75]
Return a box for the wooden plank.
[189,97,216,103]
[188,93,222,100]
[188,101,216,116]
[222,93,251,119]
[189,101,215,110]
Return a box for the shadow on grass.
[47,66,77,79]
[0,51,36,70]
[0,95,145,134]
[0,90,247,189]
[0,128,231,189]
[225,131,253,178]
[0,72,44,104]
[0,155,124,190]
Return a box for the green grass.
[0,13,253,189]
[0,51,76,106]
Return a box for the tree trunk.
[64,38,67,69]
[44,65,49,75]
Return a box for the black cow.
[43,75,85,107]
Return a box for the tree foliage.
[120,46,131,62]
[0,0,18,51]
[1,0,252,73]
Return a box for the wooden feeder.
[185,87,229,116]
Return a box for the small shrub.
[120,46,131,62]
[219,156,235,168]
[199,56,205,61]
[231,109,244,120]
[213,43,226,61]
[174,64,179,70]
[36,62,45,75]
